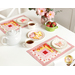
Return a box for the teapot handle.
[1,36,7,45]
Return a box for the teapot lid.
[7,30,17,36]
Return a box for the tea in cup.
[28,21,36,29]
[23,39,35,48]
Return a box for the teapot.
[1,28,21,46]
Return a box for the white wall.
[54,8,75,33]
[54,8,73,29]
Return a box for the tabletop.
[0,10,75,66]
[54,50,75,66]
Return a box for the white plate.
[16,16,29,24]
[51,38,67,49]
[27,30,45,41]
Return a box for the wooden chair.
[0,8,27,21]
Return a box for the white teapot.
[1,28,21,46]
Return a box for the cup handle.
[22,43,26,47]
[1,36,7,45]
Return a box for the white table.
[54,50,75,66]
[0,10,75,66]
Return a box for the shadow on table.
[40,24,46,31]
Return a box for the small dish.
[64,55,73,65]
[16,16,29,24]
[51,38,67,49]
[27,30,45,41]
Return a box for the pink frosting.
[29,32,35,38]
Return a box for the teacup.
[28,21,36,29]
[23,39,35,48]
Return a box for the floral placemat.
[0,15,32,34]
[27,35,74,66]
[0,20,20,33]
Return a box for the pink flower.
[37,8,46,16]
[46,11,55,19]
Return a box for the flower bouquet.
[29,8,55,24]
[29,8,62,32]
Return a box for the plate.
[51,38,67,49]
[27,30,45,41]
[16,16,29,24]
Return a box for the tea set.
[0,16,43,48]
[0,16,58,48]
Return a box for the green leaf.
[29,8,32,10]
[50,9,53,11]
[44,23,46,25]
[52,24,55,27]
[60,10,62,12]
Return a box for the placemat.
[27,35,74,66]
[0,15,32,34]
